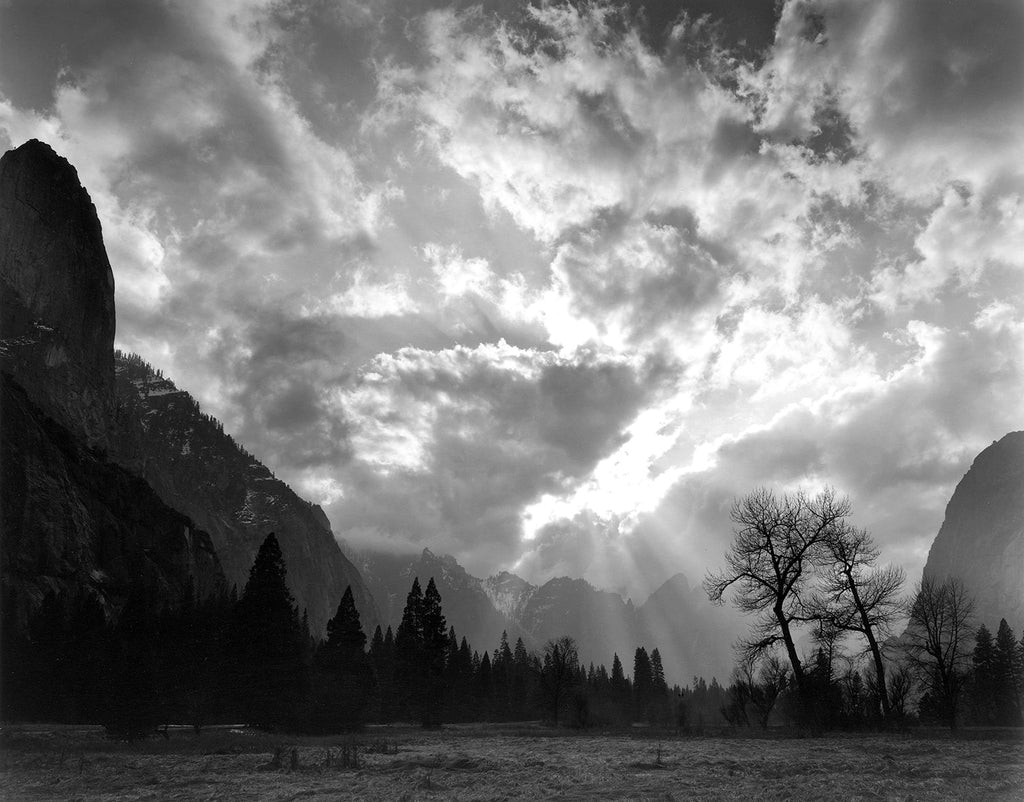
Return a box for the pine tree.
[394,578,424,722]
[650,648,670,724]
[993,619,1022,726]
[370,625,396,723]
[492,631,513,720]
[970,623,997,725]
[512,636,532,720]
[477,651,494,718]
[311,586,375,731]
[420,578,448,727]
[633,647,653,723]
[230,533,310,730]
[610,653,630,724]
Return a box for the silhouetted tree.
[492,631,513,720]
[814,525,904,722]
[542,636,579,725]
[905,576,975,731]
[743,653,789,729]
[394,578,424,721]
[970,623,997,725]
[370,625,396,722]
[704,487,850,711]
[229,533,310,730]
[633,647,653,722]
[650,648,670,723]
[511,637,533,720]
[993,619,1022,726]
[420,578,447,727]
[310,586,375,731]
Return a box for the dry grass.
[1,723,1022,801]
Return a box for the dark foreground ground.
[1,723,1022,801]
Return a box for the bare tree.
[883,663,914,729]
[745,653,789,729]
[815,525,905,721]
[541,636,579,726]
[704,487,850,701]
[905,576,975,730]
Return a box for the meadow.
[2,723,1022,801]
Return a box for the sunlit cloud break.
[1,0,1021,597]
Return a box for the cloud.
[759,0,1024,198]
[2,0,1022,603]
[327,341,657,574]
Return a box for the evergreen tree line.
[2,533,682,734]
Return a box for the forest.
[3,514,1023,738]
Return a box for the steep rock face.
[921,432,1024,629]
[0,140,225,622]
[112,354,378,636]
[0,140,115,448]
[356,548,512,649]
[1,375,223,626]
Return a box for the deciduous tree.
[905,576,975,731]
[815,525,904,721]
[704,487,850,704]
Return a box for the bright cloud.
[1,0,1021,599]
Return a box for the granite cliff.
[1,140,222,621]
[921,432,1024,629]
[1,139,375,636]
[0,140,115,448]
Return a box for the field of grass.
[2,723,1022,801]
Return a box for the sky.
[2,0,1022,603]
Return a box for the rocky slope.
[920,432,1024,629]
[112,352,378,636]
[1,375,223,626]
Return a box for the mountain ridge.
[356,546,740,683]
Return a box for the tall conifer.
[230,533,309,730]
[395,578,424,721]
